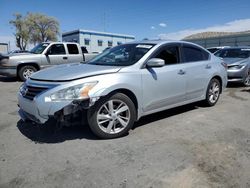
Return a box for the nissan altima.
[18,40,227,138]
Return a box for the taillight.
[221,61,227,69]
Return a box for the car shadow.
[133,103,199,129]
[226,82,244,88]
[17,120,98,143]
[241,88,250,93]
[17,103,199,143]
[0,76,18,82]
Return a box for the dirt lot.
[0,76,249,188]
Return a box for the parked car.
[0,42,84,81]
[214,46,250,86]
[207,46,229,53]
[18,40,227,139]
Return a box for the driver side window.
[154,46,179,65]
[47,44,66,55]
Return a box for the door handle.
[63,57,68,60]
[178,69,186,75]
[206,64,211,69]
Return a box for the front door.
[45,44,68,65]
[141,45,187,113]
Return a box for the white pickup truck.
[0,42,97,81]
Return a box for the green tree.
[27,13,60,44]
[10,13,60,49]
[9,13,29,50]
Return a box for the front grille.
[23,85,49,100]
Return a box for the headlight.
[231,63,246,69]
[46,81,98,102]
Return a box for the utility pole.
[103,12,106,32]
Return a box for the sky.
[1,0,250,50]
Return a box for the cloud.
[159,23,167,27]
[151,26,156,30]
[158,19,250,40]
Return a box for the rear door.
[141,44,187,113]
[66,44,84,63]
[44,44,68,65]
[180,44,211,100]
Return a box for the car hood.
[222,58,250,65]
[30,63,122,81]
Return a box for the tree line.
[10,13,60,50]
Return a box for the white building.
[62,29,135,53]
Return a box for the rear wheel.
[203,78,221,106]
[243,69,250,87]
[18,65,37,81]
[87,93,136,139]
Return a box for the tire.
[243,69,250,87]
[18,65,37,81]
[87,93,136,139]
[203,78,221,106]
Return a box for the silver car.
[18,41,227,138]
[214,47,250,86]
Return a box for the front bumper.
[227,65,249,83]
[0,66,17,77]
[18,91,93,124]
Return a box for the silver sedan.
[18,41,227,138]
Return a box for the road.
[0,76,249,188]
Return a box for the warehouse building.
[183,31,250,48]
[62,29,135,53]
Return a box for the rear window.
[182,46,209,63]
[67,44,79,54]
[214,49,250,58]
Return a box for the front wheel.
[203,78,221,106]
[18,65,37,81]
[243,69,250,87]
[87,93,136,139]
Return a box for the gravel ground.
[0,76,249,188]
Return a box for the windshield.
[88,43,154,66]
[30,43,49,54]
[214,48,250,58]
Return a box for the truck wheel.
[18,65,37,81]
[203,78,221,106]
[243,69,250,87]
[87,93,136,139]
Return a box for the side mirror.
[146,58,165,68]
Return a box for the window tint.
[67,44,79,54]
[47,44,66,55]
[214,49,250,58]
[154,46,179,65]
[182,46,209,62]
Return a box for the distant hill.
[184,31,250,40]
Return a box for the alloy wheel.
[208,81,220,104]
[244,70,250,86]
[97,99,130,134]
[23,68,35,79]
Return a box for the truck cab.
[0,42,84,81]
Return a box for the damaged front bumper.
[18,91,99,124]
